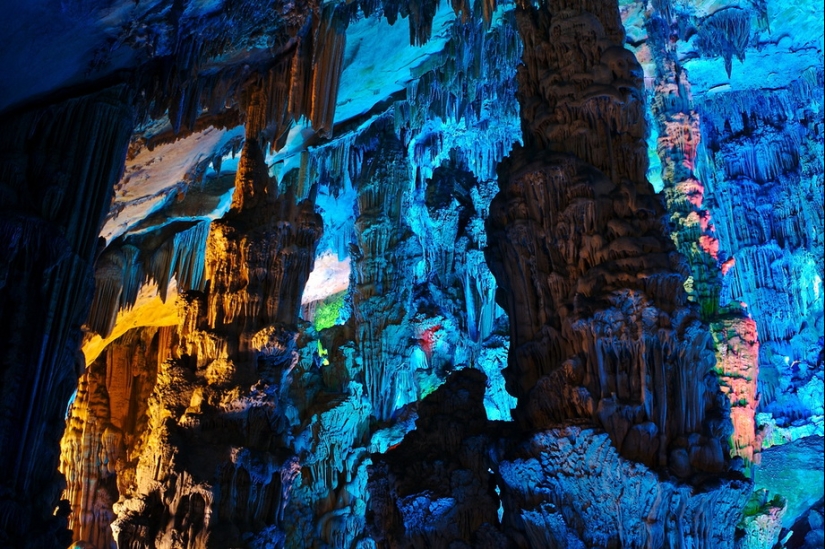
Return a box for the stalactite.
[693,8,751,77]
[88,220,211,339]
[242,55,298,149]
[88,248,129,339]
[350,116,419,422]
[20,0,820,546]
[310,7,348,138]
[237,5,348,149]
[396,13,522,184]
[274,13,525,542]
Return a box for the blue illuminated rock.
[499,425,750,548]
[367,369,505,547]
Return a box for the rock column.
[110,125,323,547]
[350,118,420,422]
[485,1,751,546]
[646,8,762,468]
[487,0,729,471]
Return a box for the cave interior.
[0,0,823,547]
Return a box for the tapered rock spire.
[108,136,322,547]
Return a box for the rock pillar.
[485,1,751,545]
[110,127,323,547]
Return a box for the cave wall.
[43,3,524,546]
[635,0,825,458]
[0,85,135,549]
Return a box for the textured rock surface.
[61,327,167,549]
[629,0,825,457]
[350,118,420,422]
[0,85,134,549]
[737,490,787,549]
[1,0,822,546]
[367,369,505,548]
[623,0,824,541]
[644,2,763,467]
[499,425,750,548]
[486,0,734,474]
[107,136,323,547]
[756,436,825,530]
[698,77,824,445]
[481,0,752,545]
[782,498,825,549]
[54,6,524,546]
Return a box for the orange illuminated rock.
[106,135,322,547]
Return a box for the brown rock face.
[106,138,322,548]
[479,2,753,546]
[0,85,134,549]
[60,327,167,549]
[514,0,645,184]
[486,0,733,474]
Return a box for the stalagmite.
[104,130,323,547]
[487,0,731,470]
[481,0,750,544]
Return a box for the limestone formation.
[0,85,134,549]
[60,327,168,549]
[698,78,824,447]
[107,136,323,547]
[645,5,763,466]
[487,0,749,544]
[486,0,735,475]
[367,369,506,548]
[1,0,821,546]
[499,425,749,548]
